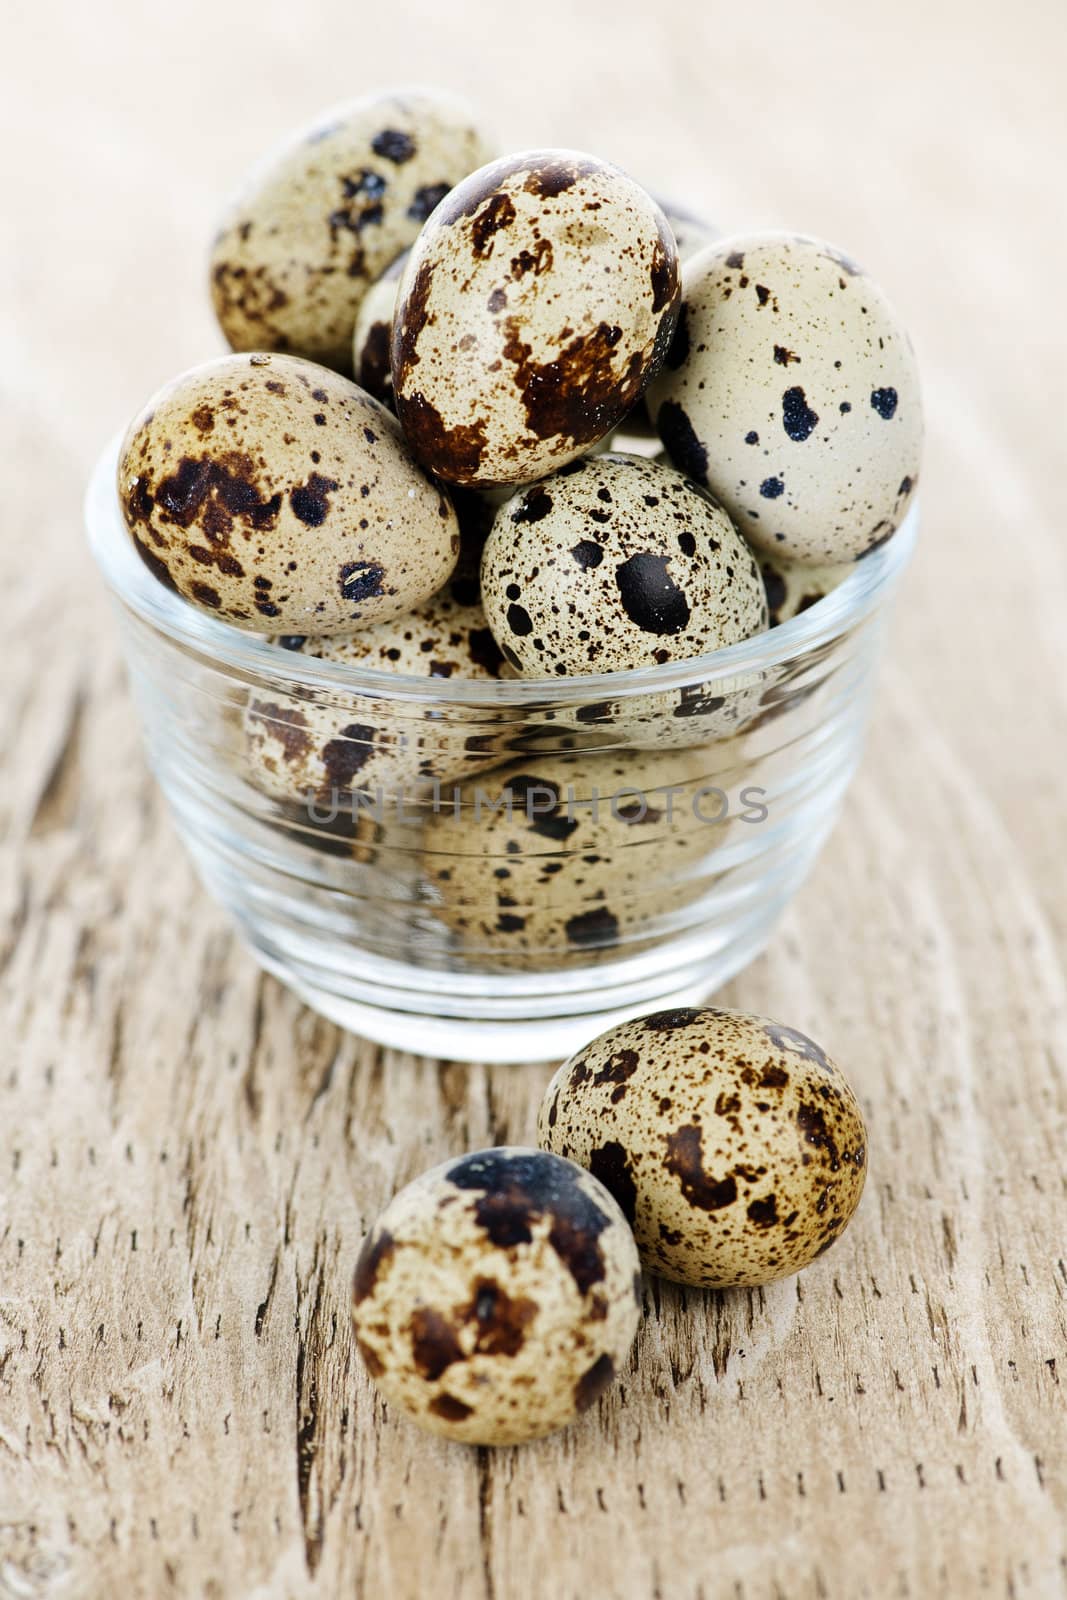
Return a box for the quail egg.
[117,353,459,633]
[421,744,743,969]
[210,89,493,371]
[351,1147,641,1445]
[539,1006,868,1287]
[647,232,922,564]
[480,453,768,678]
[759,550,850,626]
[243,575,510,808]
[351,250,409,405]
[391,150,680,485]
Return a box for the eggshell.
[351,1147,641,1445]
[117,352,459,634]
[351,250,409,404]
[391,150,680,485]
[421,743,743,969]
[648,233,922,564]
[539,1006,868,1287]
[210,89,493,370]
[243,575,510,807]
[480,453,768,677]
[759,550,849,626]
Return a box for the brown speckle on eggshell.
[538,1006,868,1287]
[391,150,680,485]
[351,1147,641,1445]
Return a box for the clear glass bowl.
[86,441,916,1062]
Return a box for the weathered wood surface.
[2,2,1065,1595]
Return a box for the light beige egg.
[352,1147,641,1445]
[117,353,459,633]
[210,89,493,371]
[648,233,922,564]
[480,453,768,678]
[391,150,680,486]
[243,576,510,808]
[351,250,409,404]
[759,550,850,626]
[538,1006,868,1288]
[421,744,743,969]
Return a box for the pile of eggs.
[117,85,922,738]
[353,1003,868,1445]
[112,91,901,1446]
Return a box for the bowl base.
[241,916,781,1063]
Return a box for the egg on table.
[420,743,742,968]
[210,89,493,371]
[352,1147,641,1445]
[538,1006,868,1287]
[117,353,459,634]
[480,453,768,677]
[648,232,922,564]
[351,249,410,405]
[391,150,680,486]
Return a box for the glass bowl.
[86,440,916,1062]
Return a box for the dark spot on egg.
[429,1393,473,1421]
[643,1007,705,1031]
[656,400,708,483]
[764,1022,833,1070]
[371,128,416,163]
[470,192,517,257]
[870,387,898,419]
[747,1194,779,1229]
[588,1142,638,1226]
[408,182,451,223]
[571,539,603,569]
[782,387,819,441]
[352,1228,395,1302]
[507,602,534,636]
[511,486,553,524]
[564,906,620,947]
[338,561,386,603]
[614,552,691,635]
[663,1124,738,1211]
[446,1149,612,1292]
[760,476,785,499]
[290,473,340,526]
[409,1307,464,1380]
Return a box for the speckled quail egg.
[351,1147,641,1445]
[759,550,850,626]
[117,352,459,633]
[421,743,744,969]
[210,90,493,371]
[391,150,680,486]
[480,453,768,678]
[538,1006,868,1288]
[351,250,410,404]
[647,233,922,564]
[243,574,510,807]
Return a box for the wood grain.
[1,1,1065,1595]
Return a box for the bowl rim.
[86,435,917,708]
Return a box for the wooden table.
[2,1,1064,1595]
